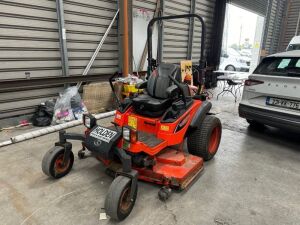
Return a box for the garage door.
[279,0,300,51]
[0,0,119,120]
[163,0,191,64]
[132,0,216,65]
[192,0,216,65]
[229,0,268,16]
[263,0,287,54]
[64,0,119,76]
[163,0,216,64]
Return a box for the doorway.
[220,4,265,73]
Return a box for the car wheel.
[225,65,236,71]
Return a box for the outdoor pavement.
[0,90,299,225]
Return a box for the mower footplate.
[136,149,203,189]
[138,131,165,148]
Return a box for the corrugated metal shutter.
[263,0,286,55]
[0,0,119,120]
[163,0,216,65]
[229,0,268,16]
[0,0,63,119]
[279,0,300,51]
[163,0,191,64]
[0,0,61,80]
[132,0,216,66]
[133,0,157,11]
[192,0,216,64]
[64,0,119,76]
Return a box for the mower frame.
[41,13,222,221]
[147,13,206,76]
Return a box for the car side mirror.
[166,85,179,98]
[223,53,229,58]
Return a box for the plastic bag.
[115,74,143,85]
[32,99,56,127]
[52,86,88,124]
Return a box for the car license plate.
[90,126,117,143]
[266,97,300,111]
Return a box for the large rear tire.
[187,116,222,161]
[42,147,74,179]
[105,176,137,221]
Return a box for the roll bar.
[147,14,206,76]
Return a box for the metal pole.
[122,0,129,76]
[157,0,164,64]
[295,11,300,36]
[207,0,227,67]
[187,0,196,60]
[76,10,119,89]
[138,0,162,71]
[56,0,69,78]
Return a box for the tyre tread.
[187,115,222,161]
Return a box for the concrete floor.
[0,92,300,225]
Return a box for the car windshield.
[254,57,300,77]
[287,44,300,51]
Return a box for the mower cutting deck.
[41,13,222,221]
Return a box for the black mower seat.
[132,94,171,117]
[132,63,183,117]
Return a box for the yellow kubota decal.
[160,125,169,131]
[128,116,137,129]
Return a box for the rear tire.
[187,116,222,161]
[105,176,137,221]
[42,147,74,179]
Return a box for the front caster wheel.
[42,147,74,179]
[158,186,172,202]
[105,176,137,221]
[78,150,85,159]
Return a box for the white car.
[219,48,250,72]
[240,49,252,58]
[286,36,300,51]
[239,50,300,132]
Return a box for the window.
[278,59,291,68]
[254,57,300,77]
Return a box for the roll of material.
[0,111,116,148]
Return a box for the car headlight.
[83,114,96,129]
[238,59,246,63]
[123,127,130,141]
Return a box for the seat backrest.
[147,63,181,99]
